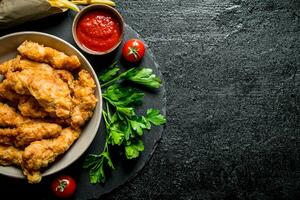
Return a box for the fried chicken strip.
[17,41,81,70]
[18,97,48,118]
[0,122,62,148]
[0,145,23,166]
[71,70,97,128]
[0,103,30,127]
[0,128,18,145]
[0,81,49,118]
[0,80,22,104]
[22,128,80,183]
[0,56,21,75]
[17,123,62,148]
[5,67,73,118]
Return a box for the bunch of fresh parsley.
[83,63,166,184]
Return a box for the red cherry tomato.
[51,175,77,198]
[122,39,146,63]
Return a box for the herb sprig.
[83,63,166,184]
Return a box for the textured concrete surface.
[101,0,300,199]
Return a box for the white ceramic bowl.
[0,32,102,179]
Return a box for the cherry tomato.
[122,39,146,63]
[51,175,77,198]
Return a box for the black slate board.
[0,11,166,200]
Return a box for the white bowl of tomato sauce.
[72,5,124,55]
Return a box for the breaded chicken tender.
[0,56,21,75]
[5,67,73,118]
[0,123,62,148]
[0,128,18,145]
[0,81,22,104]
[18,97,48,119]
[17,41,81,70]
[0,145,23,166]
[16,123,62,148]
[0,81,49,118]
[22,128,79,183]
[0,103,30,127]
[71,70,97,127]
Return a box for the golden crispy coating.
[0,123,62,148]
[0,145,23,166]
[56,70,74,85]
[71,70,97,128]
[0,103,30,127]
[0,81,48,119]
[22,128,79,183]
[18,97,48,119]
[0,56,21,75]
[0,128,18,145]
[5,70,31,95]
[15,122,62,148]
[5,67,73,119]
[17,41,81,70]
[0,81,22,103]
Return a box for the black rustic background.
[1,0,300,199]
[102,0,300,199]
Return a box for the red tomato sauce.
[76,10,121,52]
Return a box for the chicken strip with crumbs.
[0,145,23,166]
[0,102,31,127]
[17,41,81,70]
[22,128,79,183]
[71,70,97,128]
[0,123,62,148]
[5,67,73,119]
[0,56,21,75]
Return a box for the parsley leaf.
[83,152,114,184]
[116,107,136,117]
[84,63,166,184]
[125,140,145,159]
[146,109,167,125]
[124,68,162,89]
[103,84,144,107]
[99,62,120,83]
[109,129,124,146]
[101,67,162,89]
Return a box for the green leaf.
[124,68,162,89]
[103,84,144,107]
[101,152,115,169]
[125,140,145,159]
[83,154,106,184]
[130,120,144,136]
[83,154,101,169]
[124,121,133,140]
[146,109,166,125]
[141,116,151,129]
[117,107,136,117]
[99,62,120,83]
[109,129,124,145]
[84,152,115,184]
[89,162,105,184]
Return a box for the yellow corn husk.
[71,0,116,7]
[48,0,80,12]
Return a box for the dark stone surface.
[0,0,299,199]
[100,0,300,199]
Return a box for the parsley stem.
[101,74,123,88]
[101,109,110,152]
[102,111,109,128]
[106,102,112,121]
[101,68,135,88]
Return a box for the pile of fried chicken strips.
[0,41,97,183]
